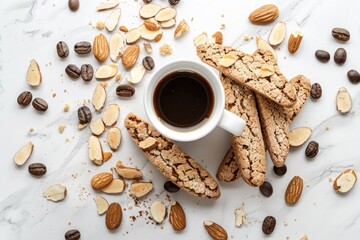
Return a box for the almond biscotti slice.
[216,147,241,182]
[197,43,296,107]
[221,75,266,186]
[256,95,290,167]
[125,113,220,200]
[284,75,311,123]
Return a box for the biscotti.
[216,147,241,182]
[197,43,296,107]
[124,113,220,199]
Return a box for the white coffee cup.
[144,60,246,142]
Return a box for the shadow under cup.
[144,60,225,142]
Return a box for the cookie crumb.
[58,124,66,133]
[300,235,308,240]
[100,82,108,88]
[243,35,253,41]
[29,128,35,132]
[52,92,56,97]
[220,23,225,29]
[328,177,333,182]
[64,104,70,112]
[96,20,105,30]
[159,43,172,56]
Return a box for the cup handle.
[218,110,246,136]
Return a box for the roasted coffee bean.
[32,98,48,112]
[310,83,322,100]
[68,0,79,11]
[273,165,287,176]
[65,64,81,79]
[74,41,91,54]
[143,0,152,3]
[17,91,32,107]
[28,163,47,176]
[64,229,81,240]
[332,27,350,41]
[81,64,94,81]
[168,0,181,5]
[315,50,330,63]
[262,216,276,235]
[56,41,69,58]
[116,84,135,97]
[334,48,347,65]
[305,141,319,158]
[347,69,360,84]
[78,106,92,124]
[259,181,273,197]
[164,181,180,193]
[142,56,155,71]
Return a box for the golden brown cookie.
[216,147,241,182]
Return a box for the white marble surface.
[1,0,360,239]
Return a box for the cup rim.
[143,59,225,142]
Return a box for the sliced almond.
[105,8,121,32]
[289,127,312,147]
[138,24,163,41]
[96,0,119,11]
[128,64,146,84]
[193,32,208,47]
[116,166,142,179]
[268,22,286,46]
[255,65,275,78]
[219,53,237,67]
[336,87,352,113]
[155,7,176,22]
[107,127,122,151]
[235,208,246,227]
[256,36,277,59]
[160,18,176,28]
[14,141,34,166]
[143,42,153,53]
[90,118,106,136]
[93,196,109,215]
[139,3,162,19]
[110,32,125,62]
[26,59,42,87]
[130,182,153,198]
[174,19,189,39]
[144,18,160,31]
[88,136,104,165]
[150,201,167,223]
[126,28,141,44]
[103,152,113,161]
[139,137,158,150]
[102,104,120,127]
[334,169,357,193]
[92,83,107,112]
[43,184,67,202]
[95,64,118,80]
[101,179,125,194]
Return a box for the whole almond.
[122,44,140,69]
[334,169,357,193]
[285,176,303,205]
[249,4,279,24]
[106,202,122,230]
[93,33,109,62]
[91,172,113,190]
[204,220,228,240]
[169,201,186,231]
[288,31,303,54]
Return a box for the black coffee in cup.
[153,71,214,128]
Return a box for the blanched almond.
[116,167,142,179]
[128,64,146,84]
[160,18,176,28]
[336,87,352,113]
[268,22,286,46]
[219,53,237,67]
[174,19,189,39]
[139,3,162,19]
[102,104,120,127]
[88,136,104,165]
[93,196,109,215]
[107,127,121,151]
[14,141,34,166]
[150,201,167,223]
[43,184,67,202]
[144,18,160,31]
[105,8,121,32]
[130,182,153,198]
[139,137,158,150]
[101,179,125,194]
[289,127,312,147]
[193,32,208,47]
[155,7,176,22]
[256,36,277,59]
[126,28,141,44]
[96,0,119,11]
[90,118,106,136]
[110,32,125,62]
[92,83,107,111]
[26,59,42,87]
[138,24,163,41]
[95,64,118,80]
